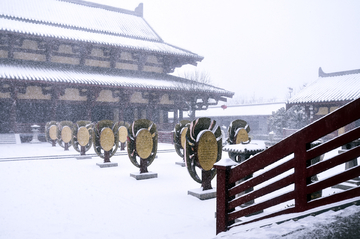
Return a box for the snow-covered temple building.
[0,0,234,135]
[287,67,360,136]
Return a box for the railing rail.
[215,98,360,234]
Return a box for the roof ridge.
[319,67,360,77]
[0,14,161,43]
[57,0,143,17]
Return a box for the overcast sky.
[88,0,360,103]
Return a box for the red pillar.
[214,158,238,234]
[294,142,309,211]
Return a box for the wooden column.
[112,89,130,123]
[179,109,183,121]
[189,100,196,121]
[9,84,18,133]
[146,106,153,121]
[85,88,100,121]
[51,90,58,121]
[145,92,160,123]
[113,108,119,122]
[119,108,124,121]
[173,108,178,124]
[51,87,65,121]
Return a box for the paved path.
[0,142,174,162]
[287,210,360,239]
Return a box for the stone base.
[175,161,185,167]
[76,155,92,160]
[96,162,118,168]
[130,172,158,180]
[188,187,216,200]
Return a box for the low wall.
[158,131,173,144]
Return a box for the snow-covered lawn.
[0,142,359,239]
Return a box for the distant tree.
[268,105,309,136]
[174,69,212,119]
[175,69,212,90]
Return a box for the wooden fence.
[215,98,360,234]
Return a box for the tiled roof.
[288,67,360,104]
[0,0,202,60]
[0,62,233,97]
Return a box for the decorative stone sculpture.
[93,120,119,167]
[45,121,58,146]
[184,117,222,194]
[127,119,158,179]
[227,119,251,145]
[173,120,190,166]
[73,120,93,158]
[227,119,251,162]
[57,121,74,150]
[118,121,130,151]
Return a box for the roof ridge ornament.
[318,67,326,77]
[135,3,144,17]
[319,66,360,78]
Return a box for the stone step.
[332,179,360,190]
[332,184,354,190]
[347,178,360,186]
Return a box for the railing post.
[214,158,238,235]
[294,142,309,211]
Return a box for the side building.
[287,67,360,138]
[0,0,234,139]
[193,102,285,139]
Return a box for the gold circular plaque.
[118,126,128,143]
[100,128,115,152]
[197,130,218,171]
[61,126,72,143]
[180,127,188,149]
[77,126,90,147]
[136,129,153,159]
[235,128,249,144]
[49,125,57,140]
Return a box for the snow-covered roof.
[195,102,285,117]
[288,67,360,104]
[0,0,202,60]
[0,62,233,96]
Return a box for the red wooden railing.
[215,98,360,234]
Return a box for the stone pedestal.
[175,161,185,167]
[96,162,118,168]
[30,124,41,144]
[130,172,158,180]
[188,187,216,200]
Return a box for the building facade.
[0,0,234,134]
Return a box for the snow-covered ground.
[0,142,359,239]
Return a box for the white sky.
[88,0,360,102]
